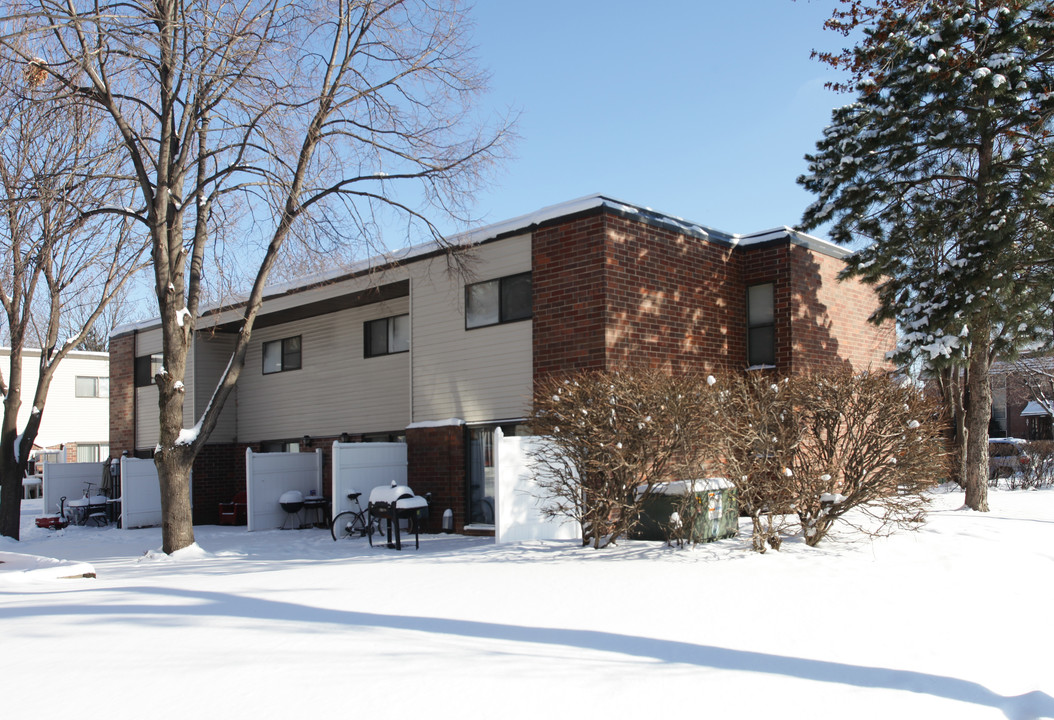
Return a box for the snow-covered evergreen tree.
[799,0,1054,511]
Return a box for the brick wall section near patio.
[406,424,466,533]
[109,332,136,457]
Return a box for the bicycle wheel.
[331,511,366,541]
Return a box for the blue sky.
[450,0,855,239]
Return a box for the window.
[134,353,163,387]
[260,440,300,453]
[465,272,532,329]
[747,283,775,367]
[76,443,109,463]
[76,376,109,398]
[263,336,302,374]
[364,314,410,357]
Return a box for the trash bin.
[631,478,738,543]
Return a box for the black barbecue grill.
[368,483,430,550]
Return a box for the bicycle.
[330,492,381,541]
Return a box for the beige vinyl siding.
[193,333,238,442]
[410,234,533,423]
[236,297,410,440]
[135,328,195,450]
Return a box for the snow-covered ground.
[2,487,1052,720]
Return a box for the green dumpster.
[631,478,738,543]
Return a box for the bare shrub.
[1020,441,1054,490]
[788,369,947,546]
[529,369,717,549]
[707,373,800,553]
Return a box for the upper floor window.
[263,336,302,374]
[134,353,163,387]
[466,272,532,329]
[76,376,109,398]
[747,283,775,367]
[364,314,410,357]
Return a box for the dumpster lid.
[639,478,734,496]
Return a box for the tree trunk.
[941,365,968,487]
[157,449,196,554]
[963,343,992,512]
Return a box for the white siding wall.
[134,328,194,450]
[193,333,238,442]
[410,234,533,423]
[2,349,109,449]
[236,297,411,440]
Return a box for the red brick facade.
[109,332,136,457]
[406,424,466,533]
[532,208,892,381]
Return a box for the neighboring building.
[109,195,894,532]
[991,355,1054,441]
[2,347,111,463]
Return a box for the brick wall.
[188,443,249,525]
[109,332,136,456]
[602,214,746,373]
[406,424,465,533]
[533,214,608,376]
[787,246,895,373]
[532,210,892,383]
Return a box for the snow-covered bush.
[787,368,947,546]
[529,369,719,549]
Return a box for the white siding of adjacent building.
[1,348,109,450]
[409,234,533,423]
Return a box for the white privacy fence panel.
[121,458,164,529]
[331,442,407,521]
[246,449,323,531]
[494,429,581,544]
[42,462,107,517]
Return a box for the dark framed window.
[134,353,163,387]
[76,376,109,398]
[260,440,301,453]
[364,314,410,358]
[465,272,532,329]
[263,336,302,374]
[747,283,775,367]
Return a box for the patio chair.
[218,491,248,526]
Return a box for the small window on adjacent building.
[134,353,164,387]
[76,376,110,398]
[747,283,775,367]
[76,443,109,463]
[364,314,410,357]
[263,336,302,374]
[466,272,532,329]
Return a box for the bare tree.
[2,0,512,552]
[0,56,147,539]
